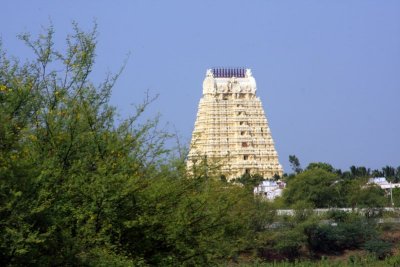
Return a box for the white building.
[254,180,286,200]
[368,177,400,190]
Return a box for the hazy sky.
[2,1,400,172]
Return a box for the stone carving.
[187,68,283,179]
[246,69,252,77]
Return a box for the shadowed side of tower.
[187,68,283,180]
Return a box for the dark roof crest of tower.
[212,68,246,78]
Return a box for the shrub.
[306,216,377,254]
[363,239,392,259]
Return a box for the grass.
[231,254,400,267]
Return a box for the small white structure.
[254,180,286,200]
[368,177,400,190]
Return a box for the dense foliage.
[281,162,391,209]
[1,25,399,266]
[283,169,341,208]
[0,25,271,266]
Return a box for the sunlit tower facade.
[187,68,283,179]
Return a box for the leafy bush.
[0,24,267,266]
[363,239,392,259]
[326,210,349,222]
[306,216,377,254]
[283,169,342,208]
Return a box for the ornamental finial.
[245,69,252,77]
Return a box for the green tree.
[0,23,158,265]
[395,166,400,183]
[392,188,400,207]
[261,203,317,260]
[283,169,342,208]
[346,165,371,178]
[372,169,384,178]
[363,239,393,259]
[231,173,265,191]
[0,24,264,266]
[306,162,334,173]
[288,155,302,174]
[306,214,378,254]
[348,184,387,209]
[383,165,397,182]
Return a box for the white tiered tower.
[187,68,283,179]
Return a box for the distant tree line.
[288,154,400,182]
[281,155,400,209]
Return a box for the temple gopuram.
[187,68,283,180]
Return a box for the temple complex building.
[187,68,283,180]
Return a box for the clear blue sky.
[2,1,400,172]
